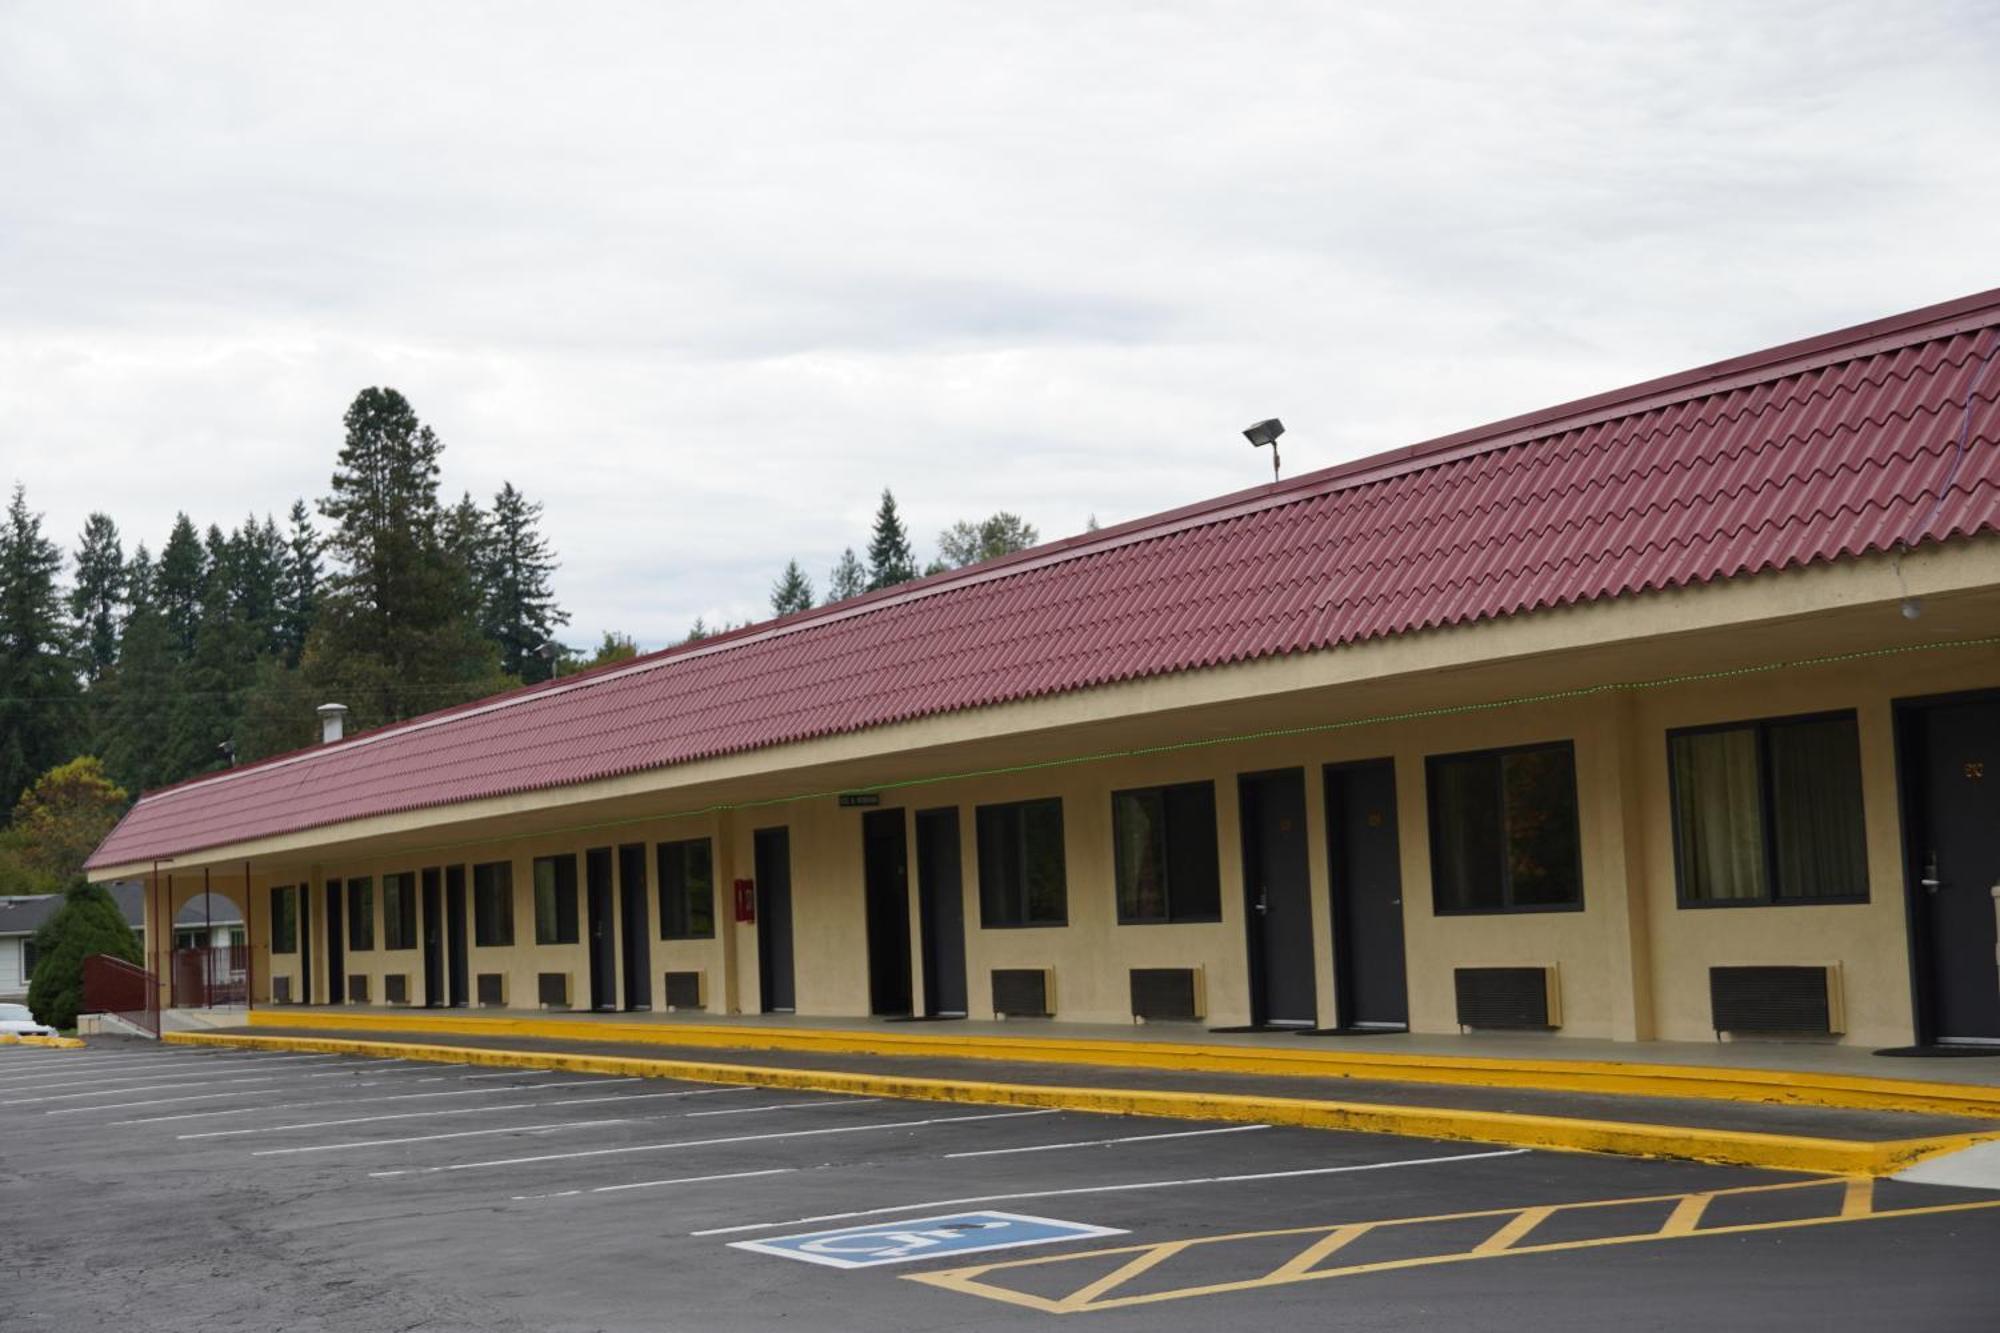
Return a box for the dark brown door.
[421,868,444,1007]
[1903,694,2000,1042]
[916,808,968,1017]
[585,848,617,1011]
[1325,759,1408,1029]
[863,810,913,1016]
[445,866,469,1007]
[618,843,652,1011]
[755,827,796,1013]
[1239,768,1317,1027]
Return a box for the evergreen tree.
[484,482,568,682]
[864,489,917,591]
[826,548,866,603]
[229,513,287,658]
[936,512,1039,569]
[233,655,318,763]
[69,512,125,681]
[103,547,176,794]
[276,500,320,668]
[770,560,815,617]
[311,387,505,726]
[155,514,205,661]
[168,534,253,775]
[0,486,79,818]
[26,881,141,1030]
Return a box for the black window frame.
[1425,740,1586,916]
[1667,709,1871,909]
[1111,780,1222,925]
[472,861,514,948]
[269,885,298,955]
[656,838,716,940]
[975,797,1069,929]
[382,871,418,950]
[346,876,375,951]
[533,853,580,946]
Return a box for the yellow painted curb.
[0,1033,86,1049]
[243,1009,2000,1121]
[169,1030,1998,1178]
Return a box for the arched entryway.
[171,890,247,1008]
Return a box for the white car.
[0,1003,57,1038]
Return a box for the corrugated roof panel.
[88,296,2000,869]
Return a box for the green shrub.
[26,880,141,1030]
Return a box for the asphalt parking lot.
[4,1041,1998,1331]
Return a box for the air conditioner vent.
[384,974,408,1006]
[1454,966,1558,1030]
[992,968,1054,1019]
[346,974,369,1004]
[1710,965,1841,1035]
[662,970,706,1011]
[476,972,507,1007]
[271,976,292,1004]
[1130,967,1204,1022]
[537,972,572,1009]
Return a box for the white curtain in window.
[1671,728,1766,901]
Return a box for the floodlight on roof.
[1243,417,1285,482]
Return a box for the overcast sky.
[3,2,1996,649]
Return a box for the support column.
[714,810,742,1014]
[1586,692,1656,1042]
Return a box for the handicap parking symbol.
[730,1210,1127,1269]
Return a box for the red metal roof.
[89,290,2000,869]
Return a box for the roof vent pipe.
[316,703,349,744]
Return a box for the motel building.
[86,289,2000,1051]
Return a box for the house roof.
[88,288,2000,872]
[0,884,145,936]
[172,892,246,928]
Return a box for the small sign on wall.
[733,878,756,923]
[837,792,881,807]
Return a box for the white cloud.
[2,0,1996,646]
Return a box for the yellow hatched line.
[905,1177,2000,1315]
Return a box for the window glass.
[656,839,715,940]
[976,798,1068,927]
[1427,743,1582,913]
[1113,782,1220,923]
[346,877,374,950]
[382,872,417,950]
[269,885,298,954]
[472,861,514,947]
[1671,713,1867,905]
[534,854,580,945]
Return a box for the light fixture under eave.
[1244,417,1285,482]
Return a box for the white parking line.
[514,1168,796,1202]
[368,1108,1062,1178]
[0,1061,352,1095]
[180,1087,750,1138]
[943,1124,1271,1158]
[253,1117,640,1156]
[1,1074,297,1106]
[100,1077,688,1124]
[684,1098,882,1118]
[686,1147,1536,1236]
[459,1069,566,1080]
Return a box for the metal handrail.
[82,953,161,1037]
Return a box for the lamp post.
[1244,418,1286,483]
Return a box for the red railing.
[171,945,249,1009]
[82,954,161,1037]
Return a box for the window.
[473,861,514,947]
[1428,742,1583,913]
[656,838,715,940]
[22,939,38,982]
[383,872,417,950]
[346,877,374,950]
[1669,712,1868,906]
[1112,782,1221,923]
[269,886,298,954]
[534,854,579,945]
[976,797,1068,927]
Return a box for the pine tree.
[484,482,568,682]
[770,560,815,617]
[69,512,125,681]
[103,546,176,794]
[0,486,80,817]
[155,514,205,661]
[276,500,320,668]
[312,387,505,726]
[826,548,866,603]
[864,489,917,591]
[229,513,287,658]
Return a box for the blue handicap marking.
[730,1210,1128,1269]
